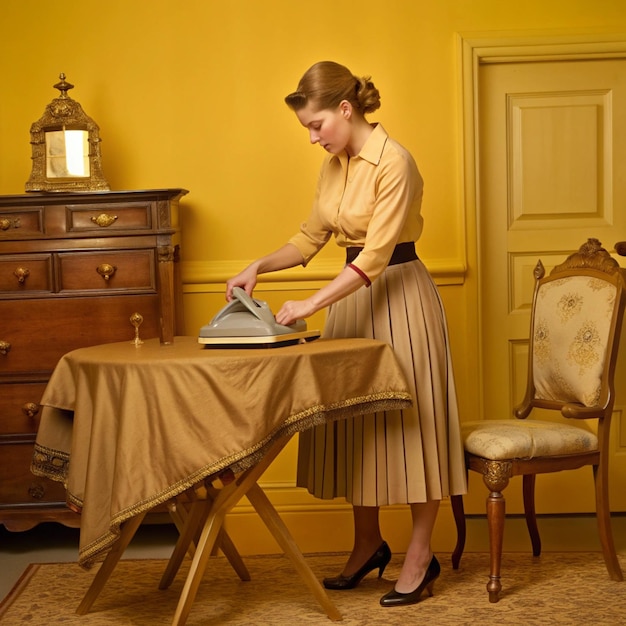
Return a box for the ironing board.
[32,336,412,624]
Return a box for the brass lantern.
[25,73,109,192]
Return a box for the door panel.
[479,58,626,512]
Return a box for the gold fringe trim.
[30,443,70,486]
[76,392,412,569]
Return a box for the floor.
[4,514,626,606]
[0,522,179,602]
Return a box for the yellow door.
[478,57,626,513]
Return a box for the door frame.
[458,31,626,418]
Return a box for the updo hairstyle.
[285,61,381,115]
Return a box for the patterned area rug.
[1,552,624,625]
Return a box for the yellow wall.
[3,1,626,554]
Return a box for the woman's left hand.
[275,299,316,326]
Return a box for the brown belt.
[346,241,418,266]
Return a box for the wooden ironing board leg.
[216,527,250,582]
[160,493,250,589]
[76,511,147,615]
[170,500,228,625]
[246,482,343,621]
[170,435,342,625]
[160,497,213,590]
[75,434,342,625]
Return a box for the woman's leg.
[340,505,384,575]
[323,505,390,589]
[394,500,440,592]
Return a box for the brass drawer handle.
[0,216,19,230]
[91,213,118,227]
[22,402,40,418]
[28,483,45,500]
[0,340,10,355]
[13,267,30,284]
[96,263,117,281]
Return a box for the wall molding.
[181,256,466,291]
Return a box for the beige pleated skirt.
[296,258,467,506]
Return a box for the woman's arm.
[274,265,367,326]
[225,243,305,300]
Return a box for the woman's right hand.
[225,244,305,301]
[225,265,258,301]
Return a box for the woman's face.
[295,101,352,155]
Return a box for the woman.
[226,61,466,607]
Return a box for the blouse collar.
[331,123,388,167]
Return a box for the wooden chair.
[451,238,626,602]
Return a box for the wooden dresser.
[0,188,187,531]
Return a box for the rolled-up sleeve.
[288,165,333,265]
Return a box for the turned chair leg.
[486,488,505,603]
[522,474,541,557]
[451,494,466,569]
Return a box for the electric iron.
[198,286,320,347]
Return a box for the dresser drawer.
[0,381,47,435]
[0,441,68,505]
[0,207,44,237]
[66,202,151,233]
[0,254,53,294]
[58,249,156,293]
[0,295,160,373]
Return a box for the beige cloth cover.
[31,336,411,568]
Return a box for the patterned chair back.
[532,274,617,406]
[526,238,626,413]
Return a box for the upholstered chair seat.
[461,419,597,460]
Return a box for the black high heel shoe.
[379,554,440,607]
[323,541,392,590]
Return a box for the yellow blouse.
[288,123,424,283]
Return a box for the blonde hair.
[285,61,381,114]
